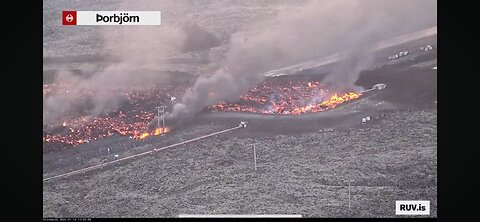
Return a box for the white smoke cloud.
[168,0,437,122]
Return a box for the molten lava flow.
[138,132,149,139]
[133,127,170,140]
[154,127,170,135]
[154,128,162,135]
[210,80,362,115]
[43,83,188,150]
[290,92,361,115]
[42,79,358,151]
[308,81,317,88]
[320,92,361,108]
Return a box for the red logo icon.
[62,11,77,25]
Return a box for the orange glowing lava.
[138,132,149,139]
[210,80,362,115]
[307,81,317,88]
[134,127,170,140]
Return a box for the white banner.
[63,11,161,26]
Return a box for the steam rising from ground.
[167,0,437,122]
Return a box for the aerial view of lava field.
[43,0,437,218]
[43,78,362,152]
[43,83,185,151]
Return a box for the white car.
[239,121,248,128]
[373,83,387,90]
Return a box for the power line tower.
[155,106,167,129]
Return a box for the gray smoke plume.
[43,0,436,127]
[167,0,437,122]
[43,1,188,125]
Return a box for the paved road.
[43,124,244,182]
[264,26,437,77]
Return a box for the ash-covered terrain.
[43,0,437,218]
